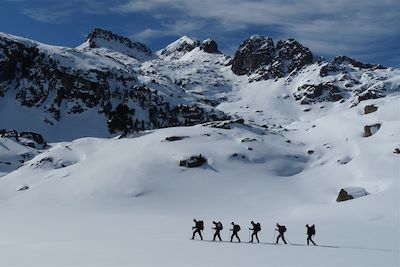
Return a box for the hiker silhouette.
[249,221,261,243]
[212,221,223,241]
[191,219,204,240]
[230,222,241,242]
[306,224,317,245]
[275,223,287,244]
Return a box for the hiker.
[191,219,204,240]
[212,221,223,241]
[249,221,261,243]
[230,222,241,242]
[275,223,287,244]
[306,224,317,245]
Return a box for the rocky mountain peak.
[231,35,313,80]
[158,36,201,59]
[199,38,221,54]
[77,28,153,60]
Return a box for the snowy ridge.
[76,28,154,61]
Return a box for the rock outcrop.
[336,187,369,202]
[199,38,221,54]
[231,35,312,81]
[179,154,207,168]
[363,124,381,137]
[364,105,378,114]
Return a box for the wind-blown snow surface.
[0,91,399,266]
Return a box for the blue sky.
[1,0,399,67]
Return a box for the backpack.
[281,226,287,233]
[255,223,261,231]
[234,224,241,232]
[198,221,204,230]
[217,222,223,230]
[309,225,316,235]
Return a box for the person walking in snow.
[230,222,241,242]
[275,223,287,244]
[212,221,223,241]
[249,221,261,243]
[306,224,317,245]
[191,219,204,240]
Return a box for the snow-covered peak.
[157,36,201,60]
[76,28,153,61]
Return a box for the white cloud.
[115,0,400,57]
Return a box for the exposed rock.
[17,185,29,191]
[83,28,153,59]
[158,36,200,59]
[231,35,312,80]
[164,136,189,142]
[363,124,381,137]
[203,119,244,129]
[333,56,385,70]
[307,150,314,155]
[336,187,368,202]
[20,131,46,145]
[293,82,344,104]
[229,153,249,162]
[241,138,258,143]
[30,156,75,169]
[199,38,221,54]
[1,130,19,141]
[232,35,275,76]
[393,148,400,154]
[338,157,352,165]
[364,105,378,114]
[179,154,207,168]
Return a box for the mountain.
[0,29,399,266]
[0,30,227,141]
[0,29,398,141]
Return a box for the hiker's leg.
[282,235,287,244]
[199,231,203,240]
[276,234,280,244]
[217,232,222,241]
[256,233,259,243]
[192,230,196,239]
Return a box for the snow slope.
[0,94,398,266]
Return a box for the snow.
[0,32,399,266]
[0,92,399,266]
[343,187,369,198]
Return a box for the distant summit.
[157,36,221,60]
[77,28,153,61]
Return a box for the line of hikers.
[191,219,317,245]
